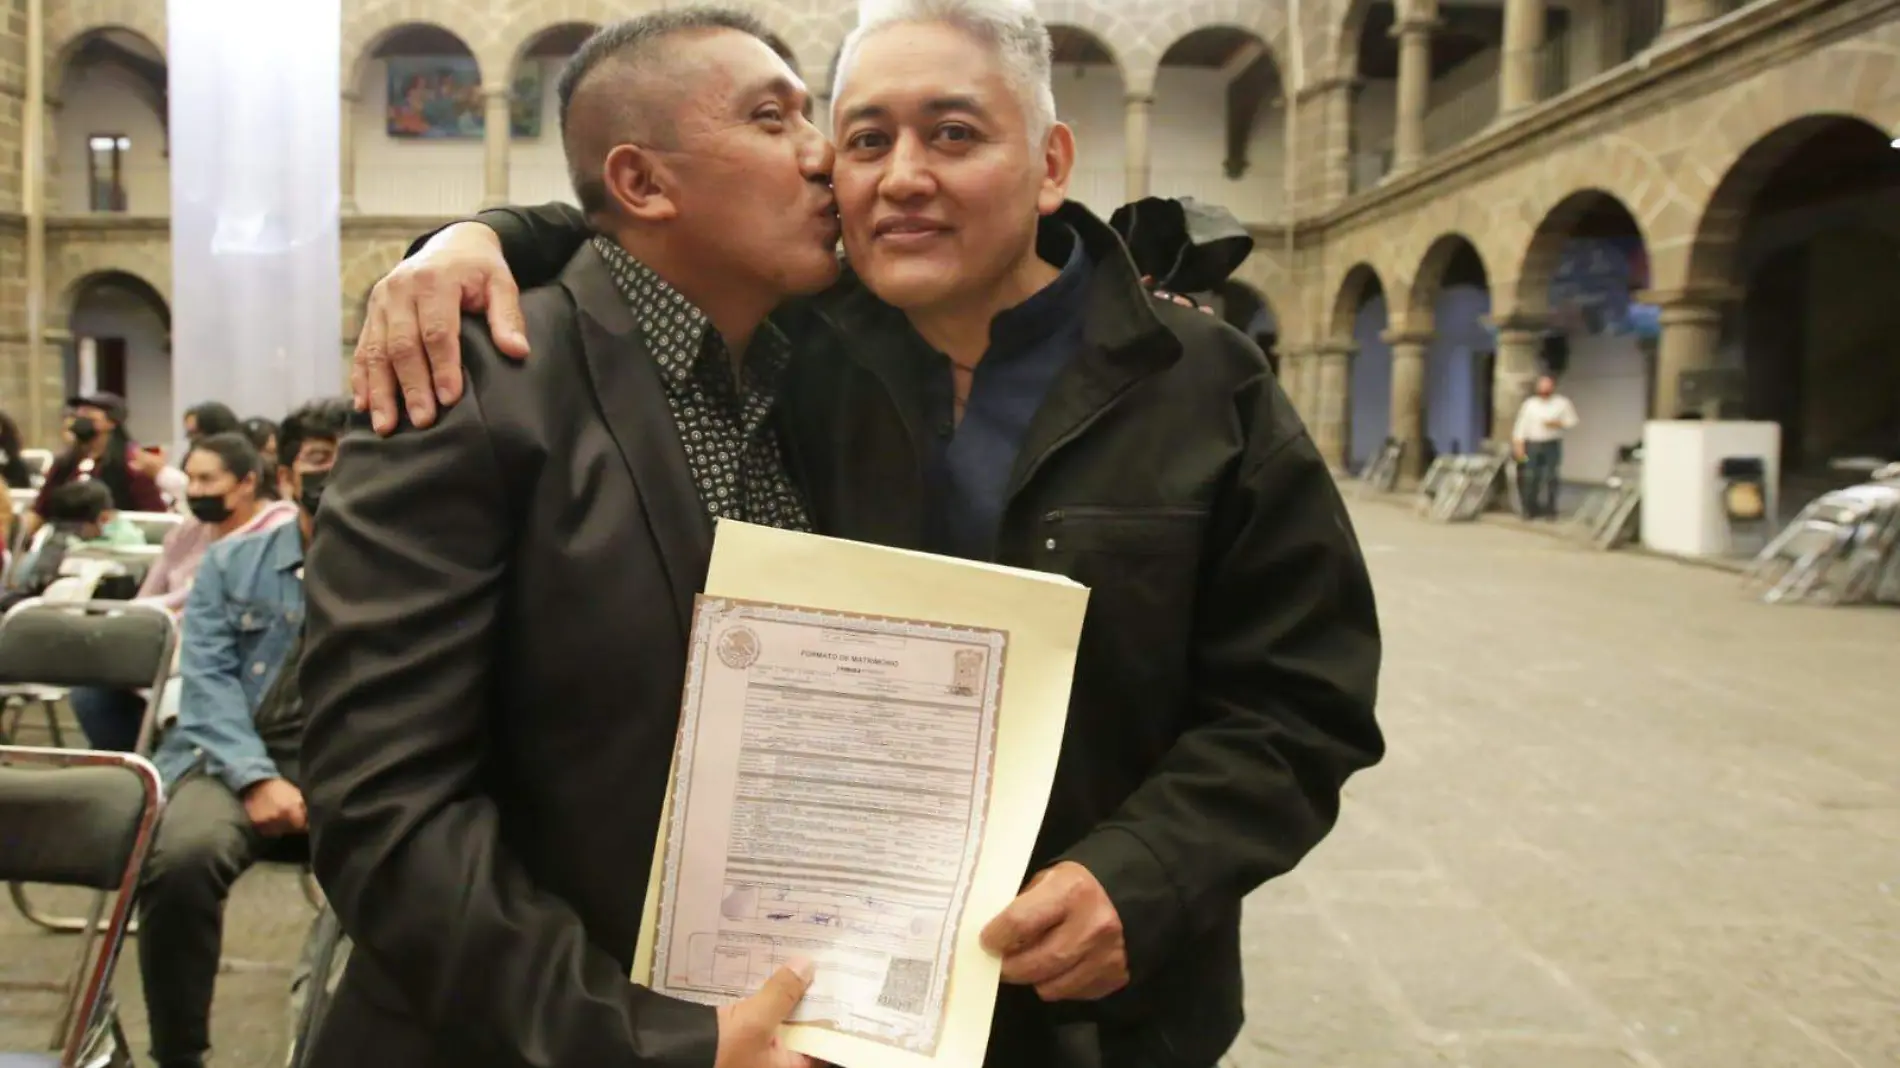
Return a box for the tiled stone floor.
[4,500,1896,1066]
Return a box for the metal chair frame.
[0,744,164,1067]
[1414,455,1452,514]
[284,903,351,1068]
[1749,483,1900,605]
[1352,440,1403,497]
[0,599,177,935]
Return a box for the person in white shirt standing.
[1512,375,1579,519]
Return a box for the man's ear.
[1036,122,1076,217]
[604,143,679,223]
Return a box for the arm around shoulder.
[300,322,718,1066]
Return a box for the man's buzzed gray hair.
[556,7,781,215]
[835,0,1058,143]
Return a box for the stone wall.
[2,0,1896,454]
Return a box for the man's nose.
[798,120,834,180]
[880,132,934,199]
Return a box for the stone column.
[1291,76,1357,211]
[339,90,359,214]
[1391,12,1435,173]
[1499,0,1545,116]
[1281,351,1308,423]
[1386,331,1430,479]
[1651,296,1725,418]
[1123,92,1153,201]
[481,86,512,209]
[1315,344,1354,472]
[1659,0,1724,41]
[1492,323,1545,444]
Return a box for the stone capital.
[1289,339,1351,358]
[1634,286,1737,314]
[1483,310,1548,335]
[1381,328,1434,348]
[1391,15,1441,38]
[482,86,512,102]
[1124,92,1156,108]
[1293,75,1359,103]
[1493,327,1547,349]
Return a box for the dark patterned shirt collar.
[592,236,791,394]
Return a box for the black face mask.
[187,494,232,523]
[68,417,98,443]
[298,469,329,518]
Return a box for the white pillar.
[482,86,511,209]
[1500,0,1545,115]
[168,0,342,421]
[339,89,359,214]
[1652,298,1724,418]
[1315,344,1353,471]
[1123,92,1153,201]
[1493,324,1544,440]
[1391,14,1434,172]
[1386,332,1430,480]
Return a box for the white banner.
[168,0,342,431]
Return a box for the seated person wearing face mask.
[20,392,168,545]
[136,397,345,1068]
[67,431,300,752]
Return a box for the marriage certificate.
[633,521,1089,1068]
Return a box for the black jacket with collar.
[460,200,1385,1067]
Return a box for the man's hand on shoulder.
[980,861,1130,1002]
[353,221,530,435]
[714,958,818,1068]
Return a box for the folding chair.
[0,745,163,1067]
[0,599,176,933]
[1413,455,1452,514]
[20,449,54,485]
[284,904,352,1068]
[114,513,183,549]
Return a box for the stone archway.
[1512,189,1655,479]
[1332,262,1390,471]
[48,1,167,85]
[1405,234,1494,454]
[61,268,172,445]
[1144,25,1287,223]
[1689,115,1900,473]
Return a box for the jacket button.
[1045,538,1057,550]
[252,662,266,676]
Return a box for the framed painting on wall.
[386,56,544,139]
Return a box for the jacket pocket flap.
[1047,506,1208,554]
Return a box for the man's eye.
[845,130,890,151]
[936,123,976,143]
[755,105,785,123]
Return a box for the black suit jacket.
[298,243,722,1067]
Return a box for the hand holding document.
[634,522,1088,1068]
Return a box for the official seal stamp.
[716,625,761,670]
[951,648,985,696]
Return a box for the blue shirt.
[152,520,306,789]
[924,227,1092,561]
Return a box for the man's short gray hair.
[835,0,1058,142]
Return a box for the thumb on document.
[716,958,817,1068]
[759,956,816,1018]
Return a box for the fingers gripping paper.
[633,521,1087,1068]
